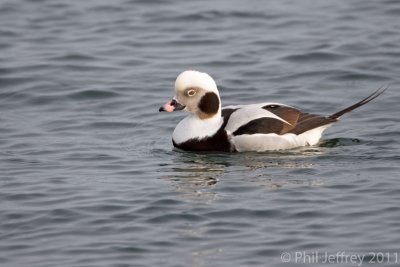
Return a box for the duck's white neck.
[172,113,223,144]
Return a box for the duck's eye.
[187,89,196,96]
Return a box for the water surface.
[1,0,400,266]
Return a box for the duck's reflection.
[158,145,331,199]
[159,151,229,201]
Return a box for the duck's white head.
[159,70,221,119]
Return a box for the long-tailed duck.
[159,70,385,152]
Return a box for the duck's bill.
[159,99,185,112]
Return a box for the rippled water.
[1,0,400,266]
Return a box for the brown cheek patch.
[198,92,220,116]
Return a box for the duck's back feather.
[222,103,334,151]
[223,103,335,136]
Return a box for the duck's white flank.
[231,125,331,152]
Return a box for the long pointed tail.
[329,87,387,120]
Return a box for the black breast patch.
[173,128,233,152]
[173,107,238,152]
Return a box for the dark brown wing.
[263,104,335,135]
[288,113,336,135]
[227,87,386,137]
[228,105,300,136]
[233,117,290,135]
[230,105,331,136]
[262,105,300,126]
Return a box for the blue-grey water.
[1,0,400,266]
